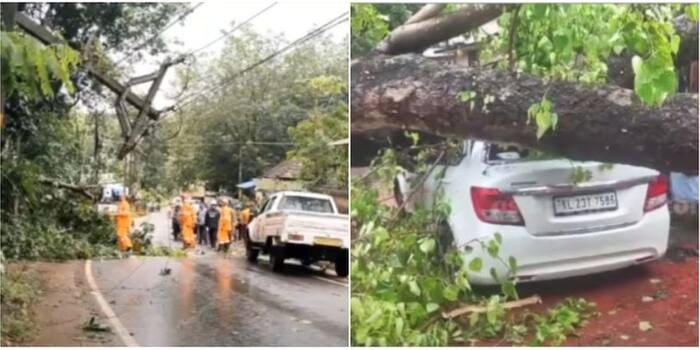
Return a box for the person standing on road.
[217,199,235,252]
[180,195,197,249]
[197,201,208,246]
[204,200,220,249]
[115,194,133,252]
[238,204,252,242]
[172,200,182,241]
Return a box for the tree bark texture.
[351,54,698,173]
[376,4,506,55]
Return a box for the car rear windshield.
[278,196,334,213]
[486,143,558,163]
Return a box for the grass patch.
[0,269,40,345]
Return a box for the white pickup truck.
[245,191,350,277]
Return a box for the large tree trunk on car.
[351,54,699,174]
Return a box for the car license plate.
[553,191,618,216]
[313,237,342,247]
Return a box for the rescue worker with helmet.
[115,194,133,252]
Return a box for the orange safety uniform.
[239,208,251,225]
[217,204,236,245]
[180,201,197,249]
[115,197,133,251]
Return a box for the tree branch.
[376,4,508,55]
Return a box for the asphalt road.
[87,210,348,346]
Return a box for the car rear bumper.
[458,206,670,285]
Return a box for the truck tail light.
[471,186,524,225]
[644,175,668,212]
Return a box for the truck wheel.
[246,240,259,263]
[270,246,286,272]
[335,250,349,277]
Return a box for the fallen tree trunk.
[351,54,698,173]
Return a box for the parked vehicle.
[246,191,350,277]
[394,139,670,285]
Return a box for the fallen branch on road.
[442,294,543,319]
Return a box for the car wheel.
[245,237,259,263]
[270,245,285,272]
[335,250,349,277]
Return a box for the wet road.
[88,210,348,346]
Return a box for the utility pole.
[13,12,184,160]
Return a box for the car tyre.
[335,249,349,277]
[245,236,259,263]
[270,245,285,272]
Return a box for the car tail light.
[288,233,304,241]
[644,175,668,212]
[471,186,524,225]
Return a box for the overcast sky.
[114,1,348,109]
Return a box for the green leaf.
[469,311,480,326]
[494,232,503,245]
[685,4,698,22]
[631,55,643,75]
[468,257,483,272]
[489,267,499,282]
[419,238,436,254]
[508,256,518,272]
[426,302,440,313]
[656,70,677,94]
[487,240,499,257]
[409,280,421,296]
[442,285,459,301]
[501,280,519,300]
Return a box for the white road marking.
[84,260,139,347]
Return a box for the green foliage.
[0,270,39,344]
[351,4,389,58]
[287,75,348,190]
[352,147,597,346]
[498,4,687,107]
[526,96,558,139]
[0,31,80,100]
[350,3,423,57]
[19,3,184,62]
[165,29,347,193]
[351,149,519,346]
[526,298,597,345]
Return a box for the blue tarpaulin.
[670,172,698,202]
[236,180,256,189]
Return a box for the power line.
[186,2,278,56]
[116,2,205,65]
[173,11,348,112]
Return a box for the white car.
[395,140,670,285]
[246,191,350,277]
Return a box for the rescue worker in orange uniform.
[237,204,252,242]
[115,194,133,252]
[217,199,236,252]
[179,195,197,249]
